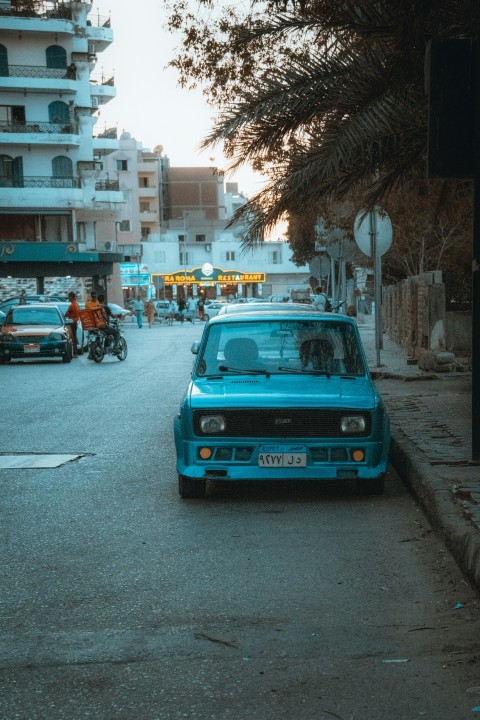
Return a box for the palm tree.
[194,0,479,249]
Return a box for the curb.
[389,429,480,593]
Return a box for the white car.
[203,301,226,321]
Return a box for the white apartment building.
[103,134,310,301]
[0,0,124,302]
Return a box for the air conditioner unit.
[91,97,99,107]
[99,240,116,252]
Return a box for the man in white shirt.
[312,286,328,311]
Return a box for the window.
[225,251,236,262]
[140,202,150,213]
[268,250,282,264]
[141,227,150,239]
[117,159,128,172]
[48,100,69,124]
[52,155,72,177]
[140,177,149,187]
[196,234,206,243]
[118,220,130,232]
[179,251,191,265]
[178,234,186,242]
[46,45,67,69]
[0,44,8,77]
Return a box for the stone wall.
[383,271,472,358]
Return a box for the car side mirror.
[191,341,200,355]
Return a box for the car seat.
[223,337,260,369]
[300,336,337,373]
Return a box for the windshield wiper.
[277,366,331,378]
[219,365,270,378]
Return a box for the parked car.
[174,307,390,498]
[0,304,74,363]
[203,301,227,321]
[0,294,68,313]
[153,300,174,321]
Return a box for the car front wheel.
[178,474,206,499]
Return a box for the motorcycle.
[86,318,128,363]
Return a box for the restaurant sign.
[154,265,266,285]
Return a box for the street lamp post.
[182,213,189,298]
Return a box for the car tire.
[116,337,128,361]
[178,474,206,499]
[356,475,385,496]
[62,342,73,363]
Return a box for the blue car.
[174,308,390,498]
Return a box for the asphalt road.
[1,320,479,720]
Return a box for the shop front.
[152,264,266,301]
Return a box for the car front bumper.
[174,419,390,483]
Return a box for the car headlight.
[49,332,65,341]
[340,415,366,433]
[199,414,226,434]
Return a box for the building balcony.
[0,120,79,147]
[138,186,158,198]
[139,212,159,223]
[0,175,81,189]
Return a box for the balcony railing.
[0,120,78,134]
[0,64,75,79]
[0,0,110,24]
[93,126,118,140]
[90,72,115,86]
[0,176,80,188]
[95,179,119,191]
[0,1,72,19]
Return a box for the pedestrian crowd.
[128,293,206,326]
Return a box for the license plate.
[24,344,40,353]
[258,445,307,467]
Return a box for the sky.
[91,0,265,198]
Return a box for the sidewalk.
[357,314,480,592]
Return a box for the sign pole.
[369,210,382,366]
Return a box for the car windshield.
[196,319,367,377]
[7,307,62,326]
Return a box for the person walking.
[65,291,81,357]
[187,295,197,324]
[197,295,205,321]
[177,296,186,324]
[132,296,144,328]
[166,299,176,326]
[145,299,155,328]
[312,285,328,311]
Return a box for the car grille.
[13,336,45,343]
[194,409,371,438]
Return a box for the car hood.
[189,374,378,410]
[1,324,64,337]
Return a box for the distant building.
[103,135,310,301]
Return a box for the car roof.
[207,307,355,325]
[217,302,317,315]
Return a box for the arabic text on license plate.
[258,445,307,468]
[24,344,40,353]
